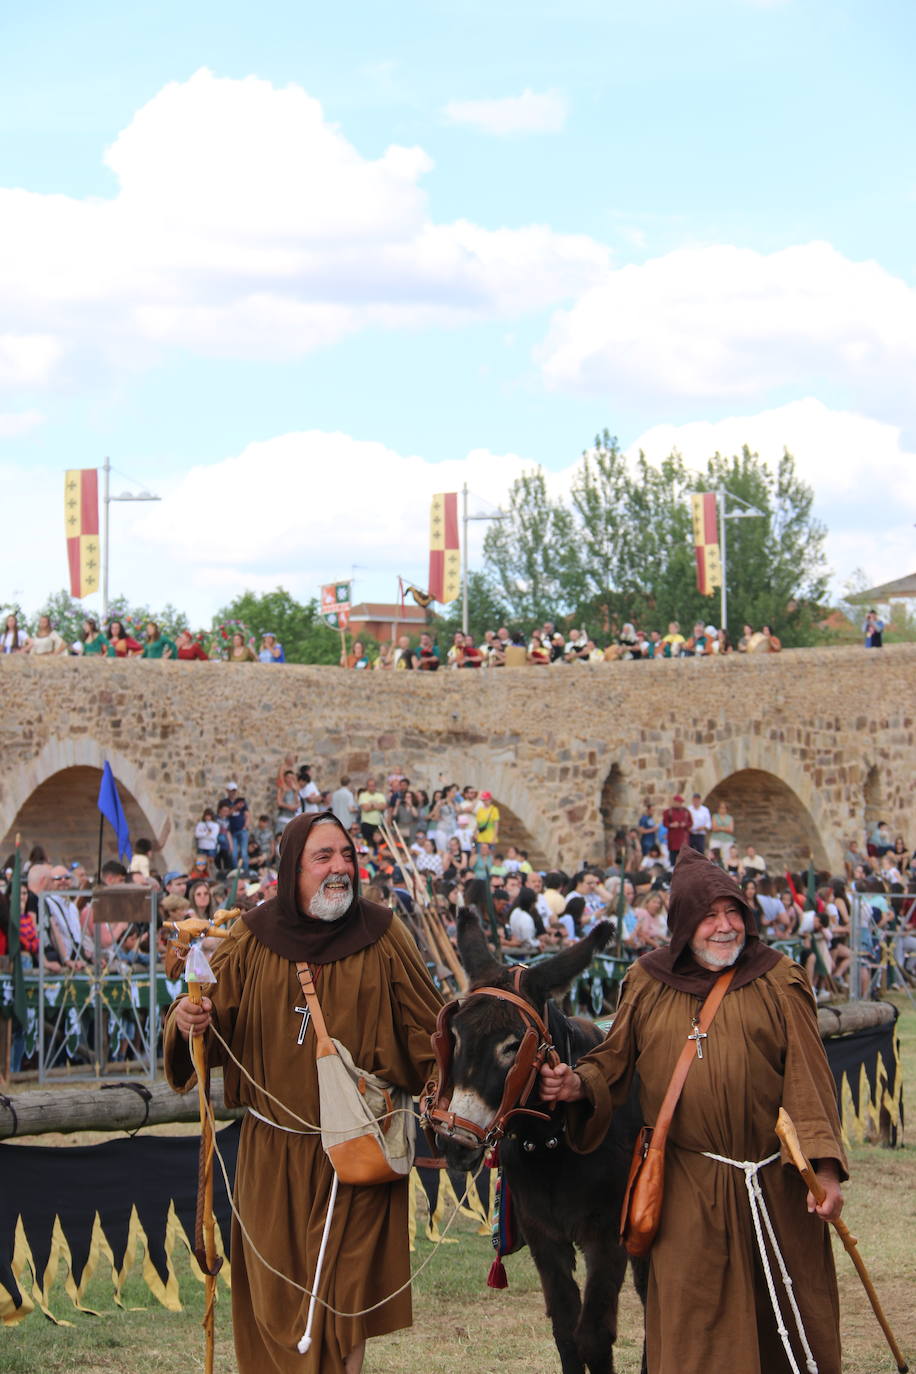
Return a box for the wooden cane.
[386,818,468,990]
[187,973,218,1374]
[775,1108,908,1373]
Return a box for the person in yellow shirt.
[474,791,500,844]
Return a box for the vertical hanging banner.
[320,581,351,629]
[428,493,460,604]
[64,469,100,598]
[690,493,722,597]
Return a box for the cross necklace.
[687,1011,708,1059]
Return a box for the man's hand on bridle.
[539,1062,586,1103]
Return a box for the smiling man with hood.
[539,846,847,1374]
[164,811,442,1374]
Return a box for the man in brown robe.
[165,811,443,1374]
[540,846,846,1374]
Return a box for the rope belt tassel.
[701,1150,818,1374]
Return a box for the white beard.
[308,874,354,921]
[690,933,746,969]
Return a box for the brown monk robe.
[163,812,443,1374]
[567,847,846,1374]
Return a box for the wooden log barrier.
[0,1073,242,1141]
[0,1001,897,1141]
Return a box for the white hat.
[226,780,239,789]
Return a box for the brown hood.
[243,811,391,963]
[640,846,781,994]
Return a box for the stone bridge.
[1,645,913,876]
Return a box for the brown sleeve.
[565,968,644,1155]
[777,964,849,1181]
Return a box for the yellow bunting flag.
[428,493,460,604]
[64,470,100,598]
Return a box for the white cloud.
[627,398,916,593]
[0,70,605,388]
[540,242,916,427]
[0,409,44,438]
[443,89,567,136]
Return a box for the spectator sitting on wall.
[2,612,28,653]
[259,633,286,664]
[25,614,67,656]
[227,631,257,663]
[863,609,885,649]
[106,620,142,658]
[176,628,209,661]
[416,633,440,671]
[393,635,415,669]
[141,621,175,659]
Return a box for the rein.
[421,966,561,1149]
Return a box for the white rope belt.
[247,1106,311,1135]
[702,1150,818,1374]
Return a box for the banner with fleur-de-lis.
[428,493,460,604]
[64,469,100,598]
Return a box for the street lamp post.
[717,488,765,634]
[461,483,509,635]
[100,457,161,624]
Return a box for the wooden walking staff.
[775,1108,908,1373]
[164,913,236,1374]
[386,817,468,991]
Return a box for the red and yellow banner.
[428,493,460,604]
[690,492,722,597]
[64,469,100,598]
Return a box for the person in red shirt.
[663,792,692,858]
[175,629,209,661]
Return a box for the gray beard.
[690,934,746,970]
[308,874,354,921]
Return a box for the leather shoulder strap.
[650,967,735,1149]
[295,961,334,1053]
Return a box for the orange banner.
[65,469,100,597]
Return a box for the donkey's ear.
[524,921,615,1005]
[456,906,503,980]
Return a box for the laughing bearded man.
[539,846,847,1374]
[165,812,442,1374]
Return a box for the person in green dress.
[140,620,176,659]
[80,617,109,655]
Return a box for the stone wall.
[0,645,913,874]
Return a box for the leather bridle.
[421,967,561,1150]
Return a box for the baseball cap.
[480,790,493,801]
[673,793,684,803]
[226,780,239,789]
[164,870,187,885]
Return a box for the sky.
[2,0,914,625]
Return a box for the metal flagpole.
[100,457,161,626]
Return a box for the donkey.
[426,910,647,1374]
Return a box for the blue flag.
[97,762,132,862]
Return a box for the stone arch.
[702,769,827,872]
[693,734,838,873]
[395,744,556,870]
[0,737,181,875]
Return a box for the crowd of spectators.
[342,620,788,670]
[2,766,913,1078]
[0,613,286,663]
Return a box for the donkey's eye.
[495,1035,522,1065]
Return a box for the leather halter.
[421,966,561,1149]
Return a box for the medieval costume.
[568,847,846,1374]
[164,812,443,1374]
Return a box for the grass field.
[2,998,914,1374]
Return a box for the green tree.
[211,587,342,664]
[696,447,828,645]
[567,431,630,629]
[482,469,580,622]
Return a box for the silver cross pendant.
[688,1018,707,1059]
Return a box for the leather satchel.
[296,962,414,1185]
[619,967,735,1257]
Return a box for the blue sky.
[2,0,914,622]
